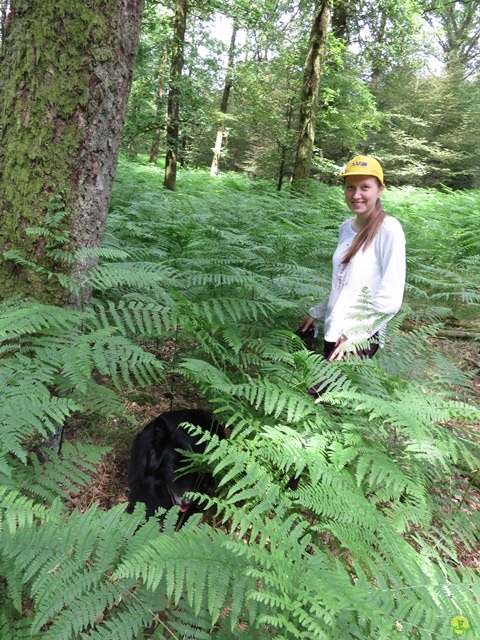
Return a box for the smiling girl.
[300,155,406,365]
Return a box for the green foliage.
[385,185,480,318]
[3,192,74,291]
[370,68,480,188]
[0,293,163,471]
[1,159,479,638]
[123,0,480,188]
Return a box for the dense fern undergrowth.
[1,157,479,639]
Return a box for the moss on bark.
[0,0,144,305]
[291,0,332,191]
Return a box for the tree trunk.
[0,0,10,44]
[369,9,388,92]
[149,130,162,165]
[0,0,145,307]
[442,2,479,76]
[291,0,332,191]
[163,0,188,191]
[210,23,237,177]
[276,95,295,192]
[277,146,287,192]
[149,49,169,164]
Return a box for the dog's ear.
[150,416,174,450]
[169,424,198,453]
[183,409,225,440]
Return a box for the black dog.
[127,409,224,519]
[295,325,316,351]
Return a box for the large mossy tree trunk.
[0,0,145,307]
[291,0,332,192]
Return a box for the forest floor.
[430,328,480,570]
[64,328,480,570]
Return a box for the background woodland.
[123,0,480,190]
[0,1,479,638]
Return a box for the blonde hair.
[341,179,386,265]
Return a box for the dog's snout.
[179,495,193,512]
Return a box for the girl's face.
[344,175,384,219]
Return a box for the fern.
[6,443,109,504]
[1,159,479,638]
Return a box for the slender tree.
[0,0,144,306]
[164,0,188,191]
[149,49,170,164]
[291,0,332,189]
[0,0,10,44]
[352,0,427,91]
[276,94,296,191]
[210,22,238,176]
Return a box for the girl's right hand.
[327,334,348,361]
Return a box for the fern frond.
[0,485,59,534]
[0,303,81,340]
[90,262,180,293]
[191,297,277,325]
[10,443,109,504]
[0,393,79,463]
[114,526,251,624]
[78,599,156,640]
[90,299,178,336]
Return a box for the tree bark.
[0,0,145,307]
[369,9,388,91]
[210,23,237,177]
[277,95,295,192]
[291,0,332,191]
[163,0,188,191]
[0,0,10,44]
[149,49,169,164]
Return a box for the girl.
[300,155,406,363]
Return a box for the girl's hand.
[327,334,348,361]
[299,315,314,332]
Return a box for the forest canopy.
[122,0,480,189]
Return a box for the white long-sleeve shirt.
[309,216,406,347]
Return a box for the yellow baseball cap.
[340,155,384,184]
